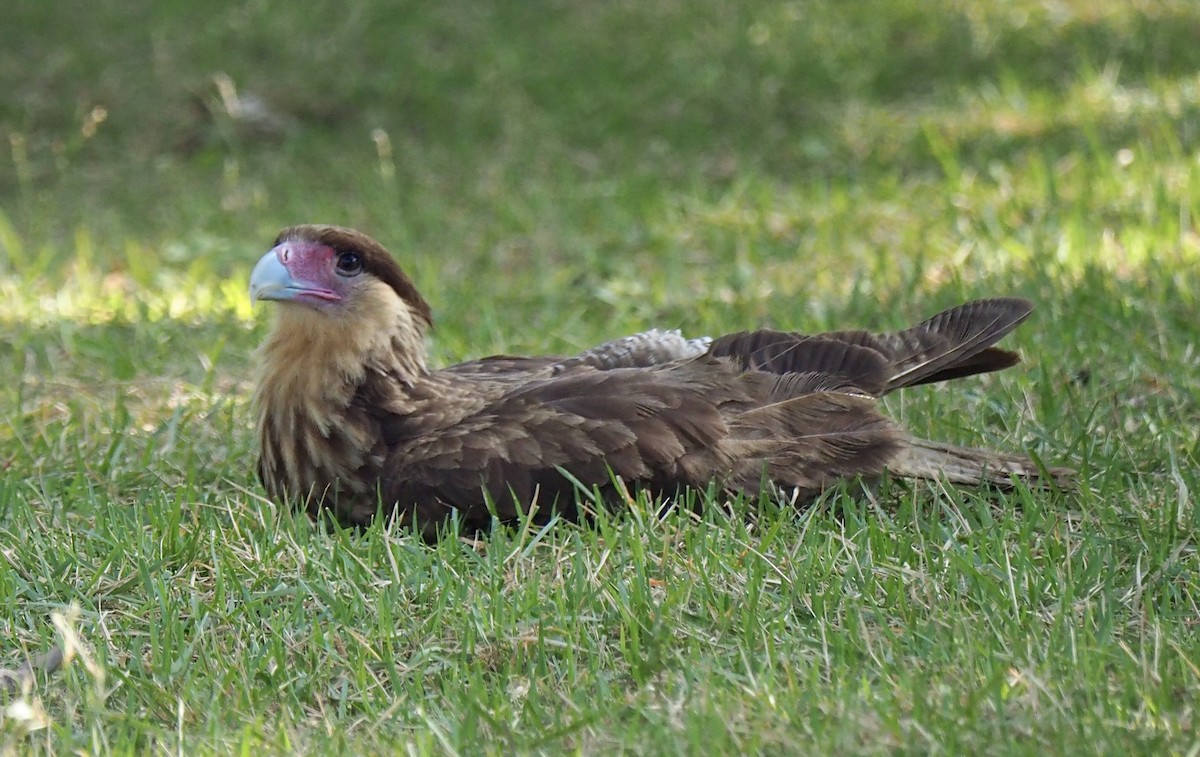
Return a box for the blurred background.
[1,0,1197,369]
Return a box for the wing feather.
[379,358,907,531]
[707,298,1032,394]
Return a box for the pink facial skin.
[250,240,362,308]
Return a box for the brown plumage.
[249,224,1071,537]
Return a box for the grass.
[2,0,1199,752]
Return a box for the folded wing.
[382,359,902,534]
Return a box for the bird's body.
[250,225,1069,536]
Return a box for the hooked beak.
[249,249,339,305]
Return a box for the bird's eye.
[335,251,363,276]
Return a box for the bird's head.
[250,225,434,384]
[250,224,432,328]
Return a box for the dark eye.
[335,251,363,276]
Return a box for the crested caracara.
[249,224,1070,536]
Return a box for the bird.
[249,224,1071,537]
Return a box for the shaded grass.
[2,0,1200,753]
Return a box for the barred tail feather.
[890,437,1073,489]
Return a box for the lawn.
[2,0,1199,753]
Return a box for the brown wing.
[442,330,712,379]
[441,355,560,380]
[704,332,893,395]
[708,298,1032,394]
[382,358,901,533]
